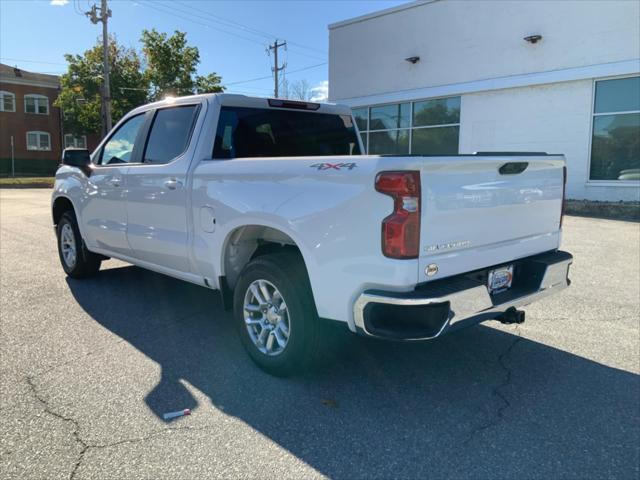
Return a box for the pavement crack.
[464,325,523,445]
[89,425,216,450]
[25,374,214,479]
[25,375,89,480]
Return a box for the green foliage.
[141,29,224,100]
[55,37,147,135]
[56,30,225,134]
[194,73,225,94]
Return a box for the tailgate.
[419,155,564,281]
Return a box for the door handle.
[108,177,122,187]
[164,178,183,190]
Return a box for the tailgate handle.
[499,162,528,175]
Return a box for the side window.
[143,105,199,164]
[213,108,239,159]
[99,114,146,165]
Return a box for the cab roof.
[131,93,351,117]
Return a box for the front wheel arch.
[52,196,75,226]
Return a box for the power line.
[174,0,273,40]
[224,74,273,87]
[172,0,327,57]
[73,0,85,16]
[135,1,270,47]
[135,0,325,62]
[286,62,328,75]
[225,62,326,86]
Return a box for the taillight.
[375,171,421,259]
[560,166,567,228]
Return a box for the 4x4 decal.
[310,162,358,171]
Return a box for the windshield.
[213,106,361,158]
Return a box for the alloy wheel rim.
[61,223,77,269]
[243,279,290,356]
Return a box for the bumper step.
[353,250,572,340]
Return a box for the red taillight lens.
[560,166,567,228]
[375,171,421,259]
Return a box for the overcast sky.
[0,0,407,100]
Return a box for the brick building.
[0,63,99,176]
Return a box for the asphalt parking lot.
[1,188,639,480]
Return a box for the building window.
[64,134,87,149]
[0,91,15,112]
[24,94,49,115]
[353,95,461,155]
[589,76,640,181]
[353,107,368,131]
[26,131,51,151]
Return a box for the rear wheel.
[233,251,322,376]
[56,211,101,278]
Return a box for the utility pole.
[267,40,286,98]
[86,0,112,137]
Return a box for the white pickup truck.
[52,94,572,375]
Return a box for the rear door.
[418,154,565,281]
[125,103,201,272]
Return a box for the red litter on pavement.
[163,409,191,420]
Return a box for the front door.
[125,104,201,273]
[82,113,148,256]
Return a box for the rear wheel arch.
[221,225,310,292]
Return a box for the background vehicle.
[52,94,572,375]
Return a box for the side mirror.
[61,148,91,168]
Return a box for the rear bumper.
[353,250,573,340]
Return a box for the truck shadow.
[66,264,639,479]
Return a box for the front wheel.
[233,251,322,376]
[56,211,101,278]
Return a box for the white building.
[328,0,640,202]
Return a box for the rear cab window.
[213,106,361,159]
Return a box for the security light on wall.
[524,34,542,44]
[405,56,420,64]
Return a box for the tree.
[55,36,147,135]
[194,72,225,95]
[141,29,224,100]
[57,30,225,135]
[282,79,312,101]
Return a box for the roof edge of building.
[329,58,640,105]
[0,77,60,89]
[0,63,60,88]
[329,0,439,30]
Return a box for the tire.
[233,251,322,377]
[56,211,102,278]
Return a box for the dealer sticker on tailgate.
[488,265,514,294]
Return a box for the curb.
[565,200,640,222]
[0,184,53,189]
